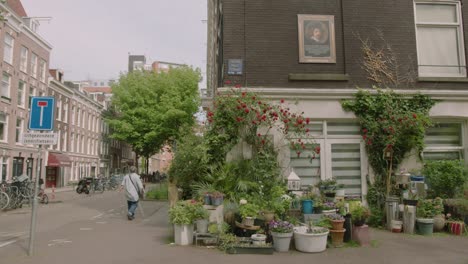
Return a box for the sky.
[21,0,208,86]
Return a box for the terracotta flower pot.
[330,228,346,247]
[331,219,345,230]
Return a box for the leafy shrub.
[367,207,384,228]
[145,184,168,200]
[422,160,468,199]
[168,201,206,225]
[168,133,211,199]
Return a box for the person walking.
[120,166,144,220]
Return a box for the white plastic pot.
[293,226,329,253]
[251,234,267,245]
[271,232,293,252]
[174,224,194,246]
[336,189,345,197]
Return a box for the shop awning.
[47,152,72,167]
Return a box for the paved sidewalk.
[1,194,467,264]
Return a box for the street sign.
[28,97,55,131]
[21,132,57,145]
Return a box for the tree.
[105,67,201,173]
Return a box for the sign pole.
[28,144,42,256]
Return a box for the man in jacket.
[120,166,144,220]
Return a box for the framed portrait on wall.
[298,15,336,63]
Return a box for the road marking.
[79,228,93,231]
[90,213,104,220]
[107,209,115,212]
[96,221,107,224]
[0,239,18,248]
[1,231,26,237]
[48,239,72,247]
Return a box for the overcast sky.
[21,0,208,85]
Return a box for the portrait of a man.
[298,15,336,63]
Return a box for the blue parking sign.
[29,97,55,131]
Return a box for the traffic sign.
[29,97,55,131]
[21,132,57,145]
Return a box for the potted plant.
[327,213,345,230]
[193,203,210,233]
[269,220,294,252]
[351,205,371,226]
[211,191,224,206]
[322,201,337,215]
[203,192,212,205]
[169,201,199,245]
[432,197,445,232]
[293,220,329,253]
[416,199,436,235]
[327,213,346,247]
[239,202,260,226]
[335,184,345,197]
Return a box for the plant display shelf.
[194,232,219,246]
[227,237,274,255]
[235,221,261,231]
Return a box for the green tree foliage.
[105,67,200,164]
[422,160,468,199]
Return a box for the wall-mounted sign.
[298,15,336,63]
[228,59,243,75]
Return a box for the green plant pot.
[416,218,434,236]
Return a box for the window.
[71,133,75,152]
[76,134,81,153]
[77,108,81,126]
[56,130,61,150]
[39,59,46,82]
[26,158,33,178]
[289,120,367,198]
[12,157,24,177]
[423,122,463,160]
[17,81,25,107]
[81,135,85,154]
[20,46,28,72]
[31,53,38,78]
[62,131,67,152]
[71,106,75,125]
[89,115,93,131]
[1,157,7,182]
[415,1,466,77]
[28,86,36,109]
[3,34,14,64]
[0,112,7,141]
[63,102,68,123]
[15,118,23,143]
[56,100,62,121]
[2,73,11,98]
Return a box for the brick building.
[207,0,468,199]
[0,0,52,182]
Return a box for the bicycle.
[37,187,48,204]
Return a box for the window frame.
[0,111,8,142]
[39,59,46,83]
[422,120,465,161]
[15,118,23,144]
[31,53,38,79]
[3,33,14,65]
[414,0,467,77]
[20,46,28,73]
[1,72,11,99]
[17,80,25,108]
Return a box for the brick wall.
[220,0,468,90]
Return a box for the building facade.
[207,0,468,199]
[0,0,52,182]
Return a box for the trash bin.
[386,196,400,231]
[403,205,416,234]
